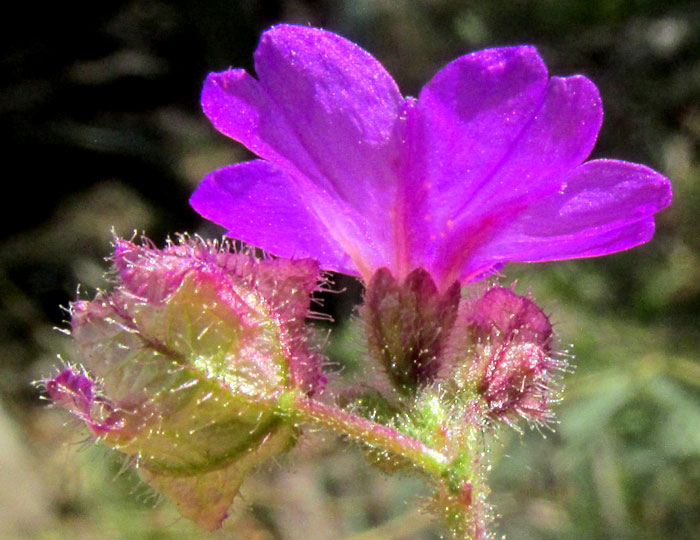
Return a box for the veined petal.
[470,159,672,265]
[254,25,404,167]
[414,46,549,209]
[413,70,603,283]
[405,46,549,258]
[190,160,359,275]
[199,25,406,276]
[455,75,601,209]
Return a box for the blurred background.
[1,1,699,539]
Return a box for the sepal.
[361,267,460,392]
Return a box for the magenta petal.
[199,25,409,276]
[414,47,601,210]
[201,69,287,163]
[204,25,405,211]
[413,67,603,283]
[459,75,602,209]
[253,25,404,210]
[202,68,327,187]
[414,46,548,208]
[473,159,672,264]
[190,160,358,274]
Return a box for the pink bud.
[450,287,564,426]
[466,287,553,352]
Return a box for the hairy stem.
[277,391,450,478]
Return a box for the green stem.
[275,391,493,538]
[278,391,450,478]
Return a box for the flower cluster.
[46,24,671,539]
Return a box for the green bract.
[49,237,322,529]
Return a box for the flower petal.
[199,25,406,276]
[254,25,404,197]
[471,159,672,265]
[414,46,549,208]
[413,47,601,212]
[190,160,357,274]
[409,59,603,282]
[455,74,602,210]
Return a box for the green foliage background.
[1,1,698,539]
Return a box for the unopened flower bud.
[450,286,564,426]
[43,236,323,529]
[362,268,461,392]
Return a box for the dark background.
[1,1,698,539]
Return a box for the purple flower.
[191,24,671,288]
